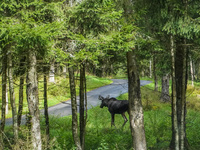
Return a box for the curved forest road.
[3,79,152,126]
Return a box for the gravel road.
[3,79,152,125]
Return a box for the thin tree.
[153,55,158,91]
[44,65,50,148]
[170,35,179,150]
[79,63,87,150]
[0,45,8,149]
[17,75,24,126]
[149,60,152,78]
[17,57,25,126]
[8,51,18,142]
[189,55,194,87]
[68,65,82,150]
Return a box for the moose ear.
[98,95,104,100]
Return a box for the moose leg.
[111,113,116,127]
[121,112,128,127]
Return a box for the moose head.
[98,95,110,108]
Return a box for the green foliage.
[163,16,200,39]
[144,110,171,149]
[0,0,66,64]
[68,0,122,35]
[139,0,200,39]
[45,116,74,150]
[64,0,126,68]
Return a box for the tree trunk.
[8,52,18,142]
[26,50,42,150]
[149,60,152,78]
[127,49,147,150]
[196,60,200,80]
[170,36,189,150]
[17,57,26,126]
[18,76,24,126]
[189,56,194,86]
[44,65,50,148]
[68,65,82,150]
[49,60,55,83]
[79,63,86,150]
[178,39,187,150]
[160,74,170,102]
[193,60,196,80]
[6,84,9,115]
[153,55,158,91]
[0,47,7,149]
[170,35,179,150]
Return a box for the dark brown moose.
[98,95,129,127]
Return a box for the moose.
[98,95,129,127]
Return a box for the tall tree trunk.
[18,76,24,126]
[8,52,18,142]
[127,49,147,150]
[153,55,158,91]
[193,60,196,80]
[6,84,9,115]
[189,56,194,86]
[170,35,179,150]
[149,60,152,78]
[26,50,42,150]
[44,65,50,148]
[196,60,200,80]
[17,57,26,126]
[68,65,82,150]
[175,38,188,150]
[79,63,86,150]
[170,36,189,150]
[0,47,7,149]
[160,74,170,102]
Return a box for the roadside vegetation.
[3,78,200,150]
